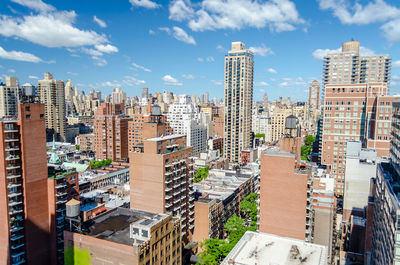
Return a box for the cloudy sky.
[1,0,400,100]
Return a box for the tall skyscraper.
[323,40,391,85]
[0,77,19,118]
[309,80,320,109]
[38,73,67,142]
[111,87,126,104]
[94,103,131,161]
[263,93,268,111]
[0,102,51,265]
[224,42,254,162]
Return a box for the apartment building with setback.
[321,82,397,195]
[94,103,131,160]
[370,102,400,264]
[64,208,182,265]
[38,73,67,142]
[130,121,195,243]
[192,168,257,243]
[0,102,51,265]
[309,80,321,110]
[224,42,254,162]
[76,133,94,152]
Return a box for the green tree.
[254,133,265,138]
[75,145,80,151]
[240,193,258,225]
[305,135,316,146]
[90,158,112,169]
[194,166,210,183]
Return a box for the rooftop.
[83,207,167,246]
[222,231,328,265]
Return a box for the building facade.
[38,73,67,142]
[224,42,254,162]
[0,77,19,118]
[130,121,195,242]
[309,80,320,109]
[0,102,51,265]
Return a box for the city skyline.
[1,0,400,100]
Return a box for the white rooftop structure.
[222,231,328,265]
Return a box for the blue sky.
[1,0,400,101]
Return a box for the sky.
[1,0,400,101]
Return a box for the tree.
[305,135,316,146]
[254,133,265,138]
[76,145,80,151]
[240,193,258,225]
[90,158,112,169]
[194,166,210,183]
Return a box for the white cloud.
[381,18,400,43]
[129,0,160,9]
[279,81,289,87]
[211,80,223,85]
[182,74,194,79]
[149,29,155,35]
[318,0,400,43]
[162,75,182,86]
[28,75,38,79]
[197,57,204,62]
[99,81,121,87]
[93,16,107,28]
[95,44,118,53]
[92,56,107,66]
[318,0,400,25]
[169,0,194,21]
[8,69,16,73]
[123,76,146,86]
[159,27,171,34]
[256,81,269,87]
[0,12,108,48]
[393,60,400,68]
[312,46,375,60]
[206,56,214,62]
[172,26,196,45]
[131,62,152,72]
[11,0,55,12]
[0,46,43,62]
[216,44,225,52]
[267,68,277,74]
[67,71,78,76]
[249,44,273,56]
[81,48,103,57]
[168,0,304,32]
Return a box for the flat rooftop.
[264,150,295,158]
[222,231,328,265]
[83,207,168,246]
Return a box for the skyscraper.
[38,73,67,142]
[263,93,268,111]
[224,42,254,162]
[309,80,320,109]
[142,87,149,99]
[0,77,19,118]
[0,102,51,265]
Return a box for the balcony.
[10,226,23,233]
[6,155,20,161]
[9,201,22,207]
[7,174,21,180]
[10,234,24,241]
[56,199,67,205]
[56,191,68,197]
[8,192,22,198]
[5,147,19,152]
[55,184,67,189]
[11,259,26,265]
[8,183,21,189]
[5,138,19,143]
[10,243,24,250]
[6,164,20,170]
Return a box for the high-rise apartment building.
[38,73,67,142]
[0,77,19,118]
[111,87,126,104]
[259,137,314,241]
[130,120,195,242]
[94,103,131,161]
[369,102,400,264]
[224,42,254,162]
[0,102,51,265]
[269,108,292,142]
[309,80,320,109]
[167,95,207,156]
[321,83,397,195]
[142,87,149,99]
[323,40,391,85]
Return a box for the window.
[25,106,30,111]
[26,115,31,119]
